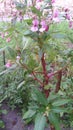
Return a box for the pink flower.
[53,17,60,23]
[66,14,70,20]
[16,56,20,60]
[6,37,11,42]
[31,26,38,32]
[5,32,8,36]
[64,8,69,12]
[31,19,39,32]
[5,60,12,68]
[69,21,73,28]
[32,19,39,26]
[53,9,59,18]
[39,20,49,32]
[52,0,56,3]
[35,4,41,10]
[39,25,49,32]
[36,0,42,2]
[1,33,4,39]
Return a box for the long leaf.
[34,113,46,130]
[23,109,36,119]
[52,99,71,107]
[48,112,61,130]
[32,88,47,106]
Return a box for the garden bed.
[1,103,73,130]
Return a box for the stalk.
[41,53,50,97]
[3,50,6,65]
[50,125,55,130]
[55,70,62,93]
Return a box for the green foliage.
[48,112,61,130]
[0,1,73,130]
[34,113,46,130]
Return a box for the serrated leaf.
[34,113,46,130]
[52,99,70,107]
[23,110,36,119]
[48,112,61,130]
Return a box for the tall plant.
[1,0,73,130]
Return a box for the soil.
[0,103,73,130]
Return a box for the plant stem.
[41,53,50,97]
[50,125,55,130]
[3,50,6,65]
[32,71,43,86]
[55,70,62,93]
[41,53,49,85]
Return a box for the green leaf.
[7,47,16,59]
[0,120,5,128]
[23,109,36,119]
[1,110,7,114]
[34,113,46,130]
[32,88,47,106]
[48,112,61,130]
[31,7,42,17]
[51,107,67,113]
[47,94,59,103]
[17,81,25,89]
[52,34,66,39]
[52,99,70,107]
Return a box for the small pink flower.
[47,72,54,78]
[16,56,20,60]
[64,8,69,12]
[36,0,42,2]
[69,21,73,28]
[39,25,49,32]
[39,20,49,32]
[40,20,45,26]
[35,4,41,10]
[53,17,60,23]
[53,9,59,18]
[52,0,56,3]
[5,60,12,68]
[1,33,4,39]
[31,19,39,32]
[31,26,38,32]
[6,37,11,42]
[66,14,70,20]
[32,19,39,26]
[5,32,8,36]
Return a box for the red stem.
[41,53,50,97]
[41,53,49,85]
[32,71,43,86]
[55,70,62,93]
[50,125,55,130]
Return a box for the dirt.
[0,103,73,130]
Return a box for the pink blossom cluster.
[31,19,49,32]
[0,32,11,42]
[5,60,12,68]
[64,8,73,28]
